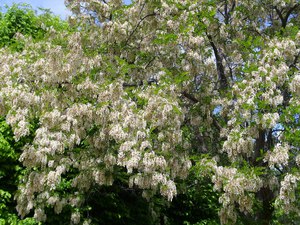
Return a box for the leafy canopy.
[0,0,300,224]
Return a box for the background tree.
[0,3,69,50]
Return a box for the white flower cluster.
[264,143,289,167]
[129,172,177,201]
[0,15,193,219]
[222,132,254,159]
[275,174,300,213]
[290,73,300,95]
[212,165,262,224]
[258,113,280,129]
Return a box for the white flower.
[264,143,289,167]
[71,212,81,224]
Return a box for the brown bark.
[257,187,274,225]
[207,34,228,89]
[253,129,274,224]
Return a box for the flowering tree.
[0,0,300,224]
[0,4,70,225]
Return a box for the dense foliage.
[0,3,69,50]
[0,0,300,224]
[0,116,38,225]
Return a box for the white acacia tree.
[0,0,300,224]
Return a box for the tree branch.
[207,33,228,89]
[181,91,198,103]
[125,12,156,46]
[274,4,300,28]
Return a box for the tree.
[0,3,69,51]
[0,4,70,225]
[0,0,299,224]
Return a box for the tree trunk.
[257,187,274,225]
[253,129,274,224]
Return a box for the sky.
[0,0,71,19]
[0,0,131,19]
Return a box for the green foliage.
[0,3,40,49]
[0,117,39,224]
[0,118,19,219]
[166,176,220,225]
[85,183,157,225]
[0,3,69,51]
